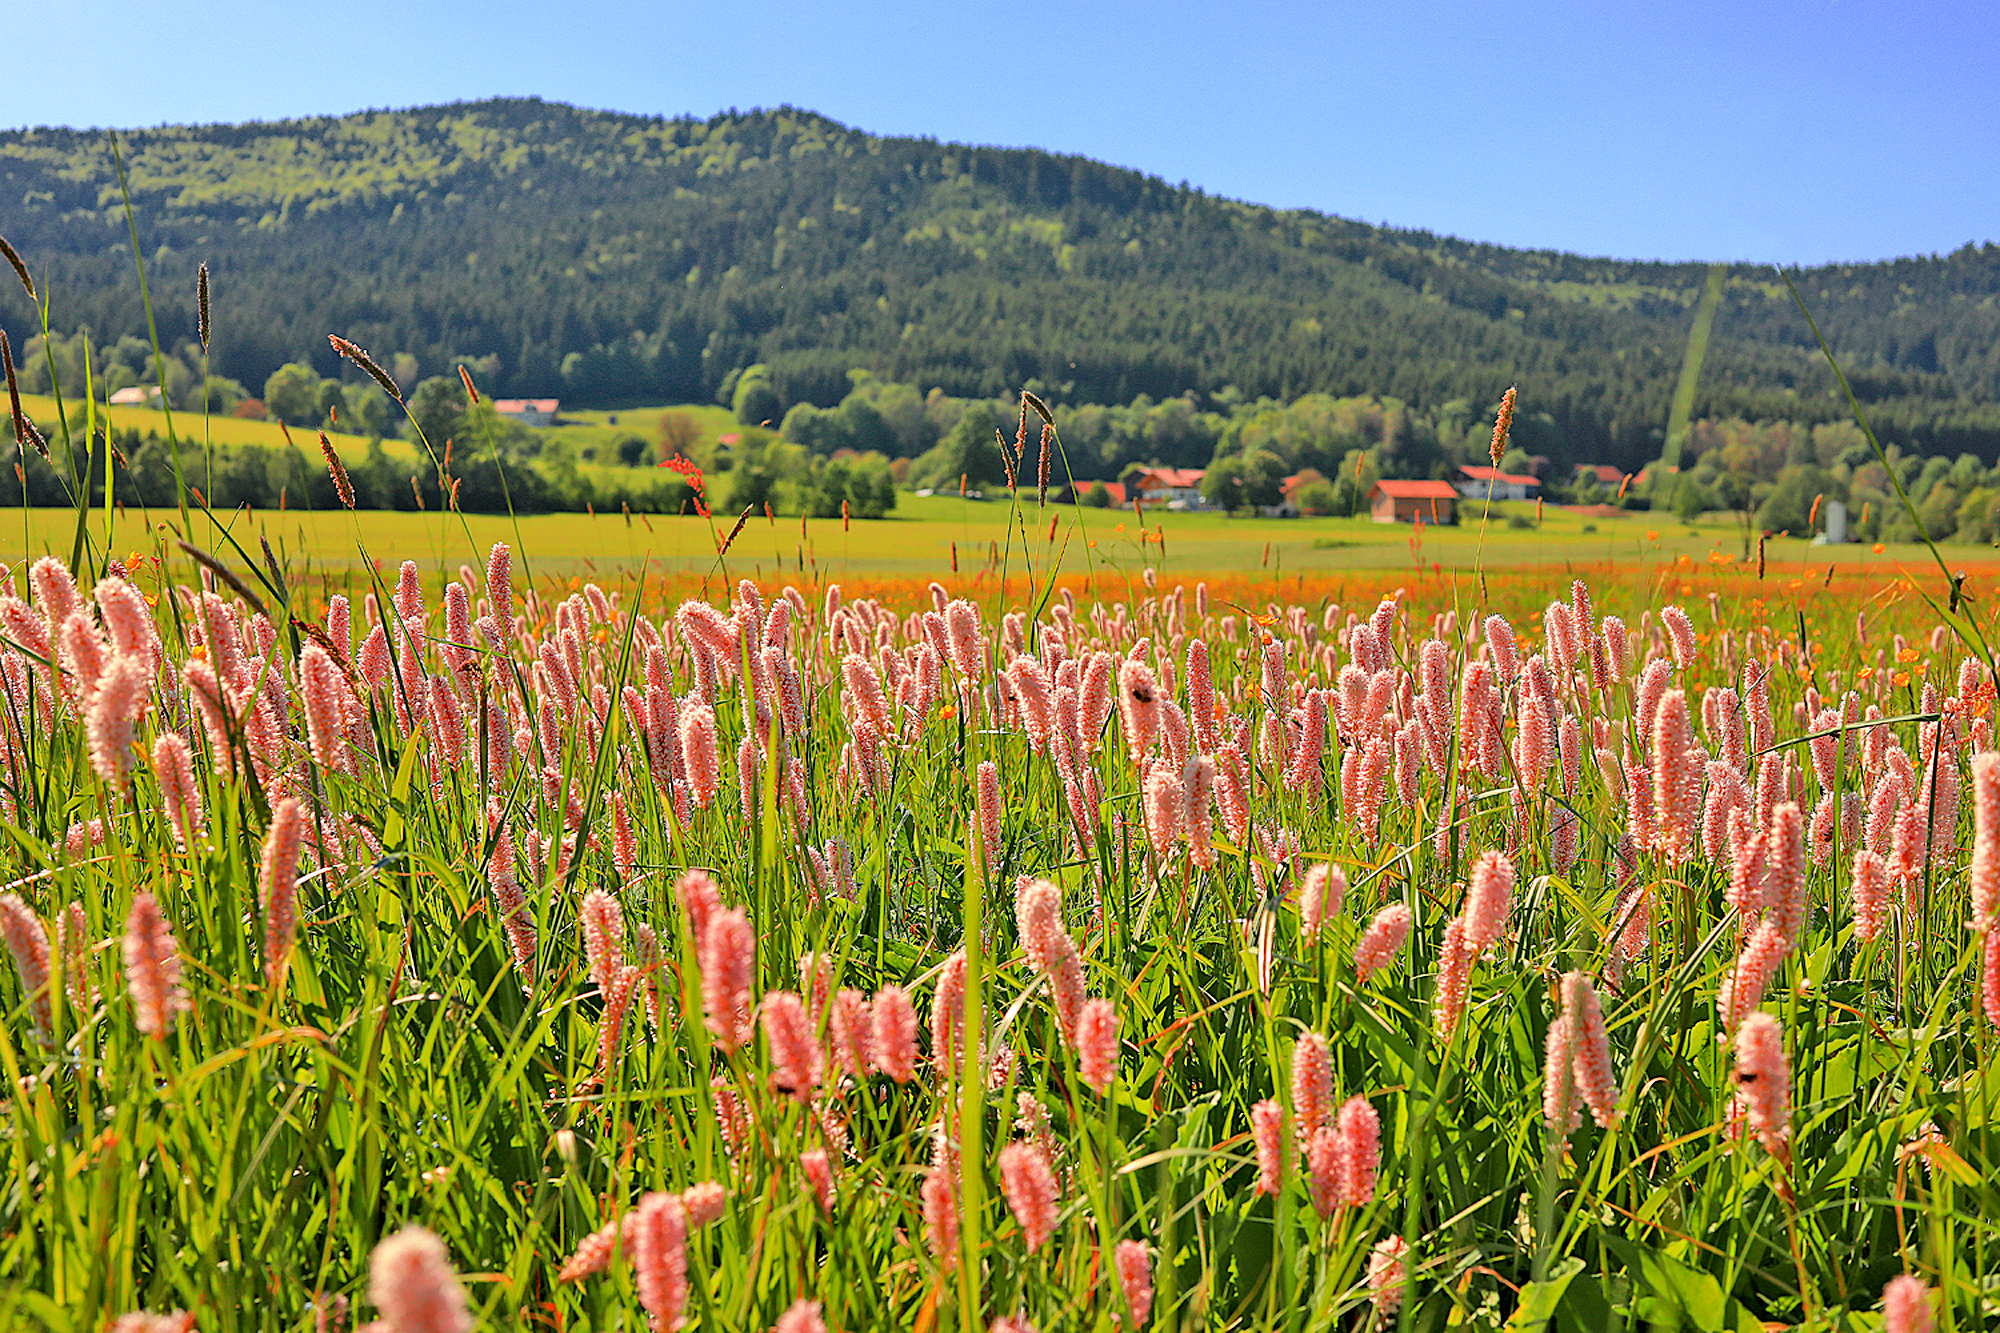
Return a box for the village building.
[1131,466,1207,510]
[1455,464,1541,501]
[1367,479,1459,525]
[108,385,167,407]
[493,398,560,427]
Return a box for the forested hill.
[2,96,1997,470]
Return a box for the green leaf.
[1604,1235,1762,1331]
[380,727,425,850]
[1505,1256,1583,1329]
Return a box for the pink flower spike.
[1543,1015,1579,1136]
[1433,917,1473,1036]
[485,542,514,632]
[1734,1010,1792,1160]
[1299,863,1345,944]
[1367,1236,1410,1316]
[632,1190,690,1333]
[1077,996,1119,1093]
[1334,1096,1380,1206]
[830,987,873,1080]
[761,990,818,1100]
[699,909,754,1053]
[0,893,52,1038]
[1561,971,1620,1129]
[774,1299,826,1333]
[1015,878,1065,973]
[1290,1031,1332,1141]
[1972,752,2000,932]
[368,1225,470,1333]
[998,1140,1059,1252]
[800,1147,834,1215]
[681,705,720,808]
[260,798,304,990]
[300,642,351,774]
[681,1181,728,1229]
[84,651,149,787]
[1882,1274,1934,1333]
[871,984,917,1082]
[675,869,721,952]
[1114,1239,1154,1327]
[1353,903,1413,983]
[1461,850,1514,957]
[1983,930,2000,1030]
[580,888,626,995]
[151,734,205,851]
[1851,849,1889,943]
[931,949,972,1075]
[977,760,1002,870]
[56,901,92,1014]
[122,891,188,1040]
[1304,1125,1343,1217]
[1250,1098,1285,1197]
[556,1218,620,1284]
[921,1166,959,1266]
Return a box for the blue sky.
[5,0,1994,265]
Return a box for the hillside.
[2,97,1998,471]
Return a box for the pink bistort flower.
[1734,1010,1792,1160]
[1114,1239,1153,1327]
[123,891,188,1040]
[1462,850,1514,956]
[0,892,51,1037]
[998,1140,1059,1252]
[872,984,917,1082]
[1334,1096,1379,1206]
[261,798,304,988]
[774,1300,826,1333]
[368,1225,470,1333]
[631,1191,689,1332]
[1882,1274,1933,1333]
[1291,1031,1332,1141]
[1561,970,1619,1129]
[1353,903,1412,983]
[1077,996,1118,1093]
[700,909,754,1053]
[761,990,818,1100]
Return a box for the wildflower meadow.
[0,270,1995,1333]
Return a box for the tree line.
[2,97,1998,483]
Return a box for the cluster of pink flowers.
[8,539,2000,1329]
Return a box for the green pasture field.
[13,392,423,464]
[545,402,740,456]
[0,489,1951,613]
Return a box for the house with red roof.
[1455,465,1540,501]
[1368,479,1459,525]
[1132,466,1207,510]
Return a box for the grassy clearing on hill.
[13,392,421,465]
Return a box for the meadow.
[0,442,1993,1333]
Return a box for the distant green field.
[15,392,423,464]
[0,490,1945,614]
[29,391,748,476]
